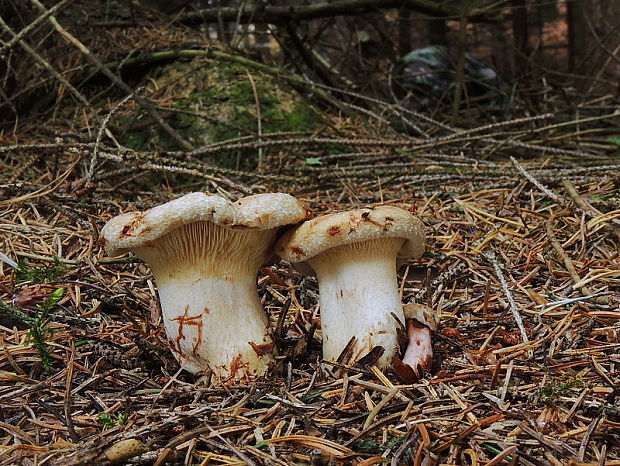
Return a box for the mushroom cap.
[102,192,311,256]
[234,193,313,229]
[276,206,424,263]
[403,303,439,331]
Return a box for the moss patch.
[120,58,321,169]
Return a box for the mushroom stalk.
[307,238,405,368]
[402,319,433,373]
[134,223,276,380]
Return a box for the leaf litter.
[1,82,619,466]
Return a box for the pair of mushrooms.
[102,192,436,382]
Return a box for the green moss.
[324,143,353,155]
[592,188,620,200]
[539,374,584,399]
[118,59,322,170]
[353,437,410,459]
[15,258,65,284]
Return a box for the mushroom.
[275,206,426,369]
[101,192,310,380]
[393,303,439,381]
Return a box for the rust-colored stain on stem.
[229,354,248,377]
[170,305,204,359]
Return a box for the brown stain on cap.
[327,225,342,237]
[290,246,306,257]
[360,211,387,229]
[120,213,144,237]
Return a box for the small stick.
[499,359,514,404]
[545,212,594,297]
[0,252,18,268]
[0,0,72,56]
[246,71,263,172]
[578,417,601,462]
[510,156,562,205]
[64,346,80,442]
[363,387,400,429]
[88,89,139,184]
[487,252,529,344]
[485,445,517,466]
[563,179,620,239]
[562,179,602,216]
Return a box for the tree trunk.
[566,0,620,92]
[512,0,529,78]
[427,17,449,46]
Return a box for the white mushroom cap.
[234,193,313,229]
[276,206,424,264]
[100,192,311,380]
[102,192,310,257]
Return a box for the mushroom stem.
[134,222,276,380]
[155,273,273,377]
[307,238,405,368]
[401,319,433,373]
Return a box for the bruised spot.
[249,341,274,356]
[170,332,186,358]
[415,340,421,346]
[290,246,306,257]
[328,225,341,237]
[120,214,144,237]
[385,216,394,222]
[360,213,384,229]
[203,307,210,314]
[219,215,234,225]
[338,289,344,298]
